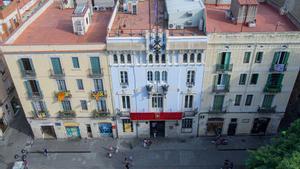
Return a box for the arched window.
[197,53,202,63]
[161,54,166,63]
[147,71,153,82]
[113,54,118,64]
[149,54,153,63]
[127,54,131,63]
[155,54,159,63]
[155,71,160,82]
[162,71,167,82]
[120,54,125,63]
[190,53,195,63]
[183,53,188,63]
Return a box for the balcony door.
[51,58,63,74]
[90,57,101,74]
[151,94,163,112]
[219,52,231,65]
[212,95,224,112]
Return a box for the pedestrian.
[125,162,130,169]
[129,155,133,162]
[115,145,119,153]
[43,148,48,157]
[223,160,230,169]
[23,159,28,169]
[107,152,112,158]
[143,139,147,148]
[229,161,233,169]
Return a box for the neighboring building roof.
[206,3,298,33]
[165,0,204,13]
[13,4,112,45]
[237,0,259,5]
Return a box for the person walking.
[43,148,48,157]
[23,159,28,169]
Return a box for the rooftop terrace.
[13,4,112,45]
[206,3,298,33]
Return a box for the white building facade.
[108,31,207,138]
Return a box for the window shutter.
[18,59,25,72]
[225,74,231,86]
[24,81,32,97]
[213,75,217,86]
[51,58,62,74]
[90,57,100,74]
[283,52,289,64]
[35,81,42,95]
[266,74,272,85]
[278,74,284,85]
[272,52,280,65]
[225,52,231,65]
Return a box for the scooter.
[211,138,228,145]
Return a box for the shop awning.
[130,112,183,121]
[63,122,80,127]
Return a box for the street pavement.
[0,113,273,169]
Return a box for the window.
[239,74,247,85]
[255,52,263,63]
[120,54,125,64]
[122,96,130,109]
[122,119,133,132]
[19,58,34,71]
[197,53,202,63]
[161,54,166,63]
[90,57,101,74]
[243,52,251,63]
[97,99,107,111]
[113,54,118,64]
[273,51,289,64]
[234,95,242,106]
[250,74,259,85]
[184,95,193,108]
[267,73,284,86]
[76,79,84,90]
[149,54,153,63]
[32,101,46,112]
[162,71,167,82]
[245,95,253,106]
[155,54,159,63]
[62,100,72,111]
[190,53,195,63]
[57,80,67,91]
[155,71,160,82]
[183,53,188,63]
[120,71,128,85]
[152,94,163,108]
[212,95,224,111]
[262,95,274,108]
[127,54,131,63]
[147,71,153,82]
[182,118,193,128]
[51,58,63,74]
[187,70,195,85]
[94,79,103,91]
[72,57,80,68]
[80,100,88,110]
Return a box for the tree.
[246,119,300,169]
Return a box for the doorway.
[150,121,165,137]
[99,123,113,137]
[227,118,237,136]
[41,126,57,139]
[251,118,270,135]
[206,118,224,136]
[86,124,92,138]
[65,126,81,138]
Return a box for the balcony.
[32,110,49,119]
[90,90,107,100]
[92,109,110,118]
[55,90,72,101]
[117,110,130,117]
[264,84,282,93]
[257,106,277,113]
[49,69,65,78]
[186,82,195,88]
[88,68,103,78]
[183,109,197,117]
[212,84,229,93]
[120,82,128,88]
[208,107,226,114]
[270,64,287,72]
[216,64,233,72]
[57,110,76,118]
[22,70,36,78]
[28,92,43,100]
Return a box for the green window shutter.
[266,74,272,85]
[51,58,62,74]
[18,59,25,72]
[225,52,231,65]
[272,52,280,65]
[24,81,32,97]
[28,58,35,72]
[283,52,289,64]
[90,57,100,74]
[213,95,224,111]
[213,75,217,86]
[217,53,222,64]
[35,81,42,95]
[225,74,231,87]
[262,95,274,108]
[278,74,284,85]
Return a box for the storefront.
[206,118,224,136]
[99,123,113,137]
[64,122,81,138]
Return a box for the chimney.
[229,0,259,26]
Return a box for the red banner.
[130,112,182,121]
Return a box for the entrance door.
[65,126,81,138]
[150,121,165,137]
[41,126,57,139]
[251,118,270,135]
[86,124,92,138]
[99,123,113,137]
[227,118,237,136]
[212,95,224,111]
[206,118,224,136]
